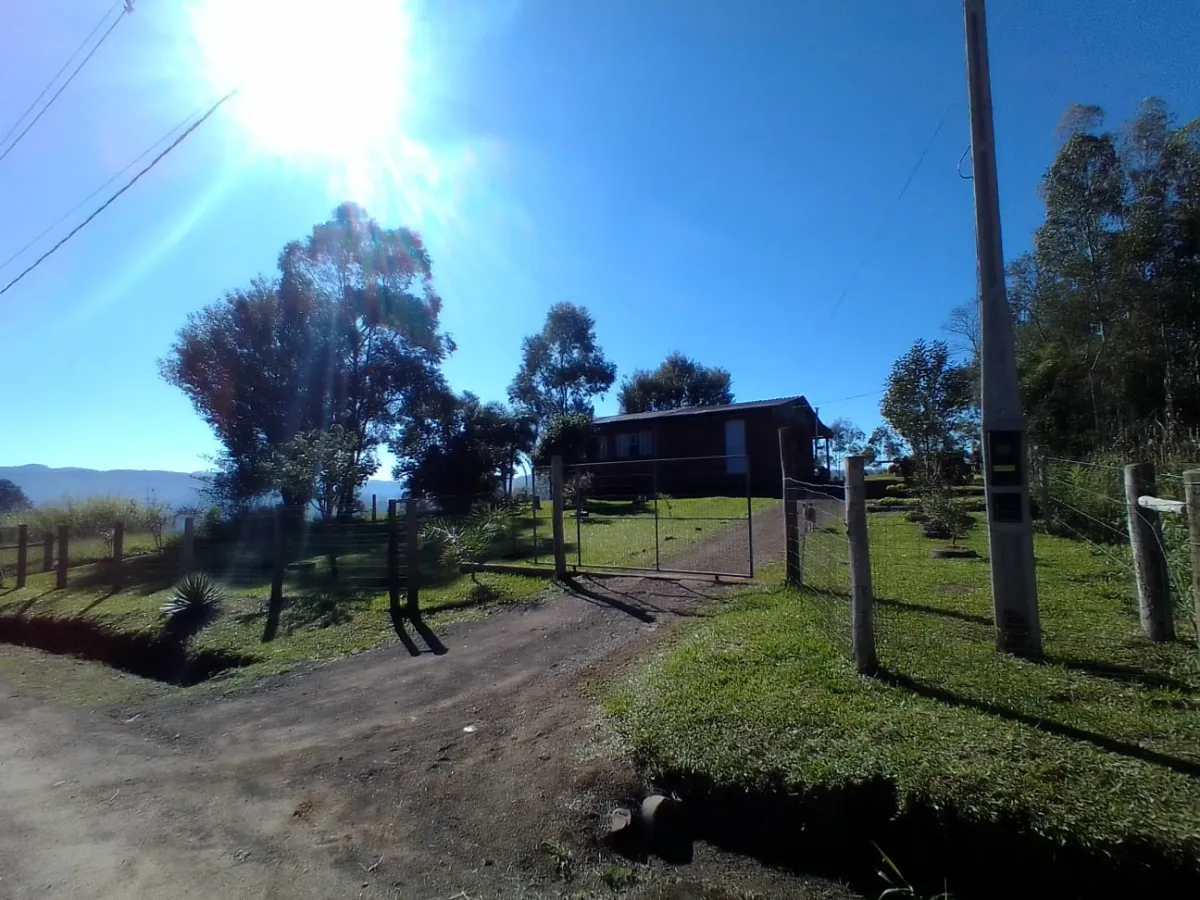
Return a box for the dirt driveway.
[0,504,855,900]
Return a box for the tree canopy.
[0,479,31,515]
[508,303,616,424]
[617,352,733,414]
[402,393,535,513]
[1007,99,1200,457]
[880,339,975,478]
[161,203,451,508]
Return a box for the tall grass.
[0,496,174,541]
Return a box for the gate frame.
[534,454,755,579]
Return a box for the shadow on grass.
[876,667,1200,778]
[1042,655,1198,694]
[875,596,993,628]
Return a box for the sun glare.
[188,0,417,163]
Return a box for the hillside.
[0,465,406,510]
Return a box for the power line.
[826,100,957,320]
[0,103,207,273]
[0,2,130,166]
[0,90,237,298]
[811,389,885,406]
[0,1,124,149]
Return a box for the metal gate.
[531,455,755,578]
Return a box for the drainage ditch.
[653,774,1200,899]
[0,614,257,686]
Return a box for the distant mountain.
[0,464,407,510]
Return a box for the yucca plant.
[161,572,225,639]
[421,506,506,581]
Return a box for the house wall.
[591,403,817,498]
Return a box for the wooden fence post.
[1038,455,1052,531]
[112,521,124,592]
[262,505,285,642]
[551,455,566,579]
[845,454,877,674]
[181,516,195,574]
[387,500,400,618]
[42,532,53,572]
[405,497,420,618]
[1124,463,1174,642]
[1184,470,1200,651]
[56,525,68,589]
[779,427,801,585]
[16,525,28,589]
[372,494,378,523]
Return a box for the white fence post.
[1125,463,1174,642]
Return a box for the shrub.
[161,573,224,640]
[918,490,974,544]
[421,506,507,579]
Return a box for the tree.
[827,418,867,471]
[402,393,527,513]
[881,339,975,482]
[273,425,379,520]
[1007,100,1200,457]
[617,352,733,414]
[508,303,616,424]
[161,204,451,507]
[0,479,31,515]
[533,412,597,467]
[866,425,904,466]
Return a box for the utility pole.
[963,0,1041,656]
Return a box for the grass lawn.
[607,512,1200,891]
[493,497,775,570]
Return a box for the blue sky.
[1,0,1196,475]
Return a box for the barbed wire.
[1047,474,1126,508]
[1047,494,1130,544]
[1045,456,1127,473]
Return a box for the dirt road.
[0,503,853,899]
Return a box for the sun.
[186,0,418,164]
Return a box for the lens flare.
[187,0,418,165]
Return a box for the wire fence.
[783,478,848,596]
[1039,456,1195,641]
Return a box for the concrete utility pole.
[963,0,1042,656]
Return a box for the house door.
[724,419,747,474]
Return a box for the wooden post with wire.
[111,520,124,592]
[387,500,400,619]
[1125,463,1173,642]
[845,454,876,674]
[405,497,420,618]
[551,455,567,579]
[1184,470,1200,651]
[15,525,28,589]
[779,427,801,586]
[181,516,195,574]
[262,505,286,643]
[56,526,69,589]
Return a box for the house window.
[616,430,652,459]
[724,419,747,474]
[596,434,608,460]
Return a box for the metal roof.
[595,395,828,430]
